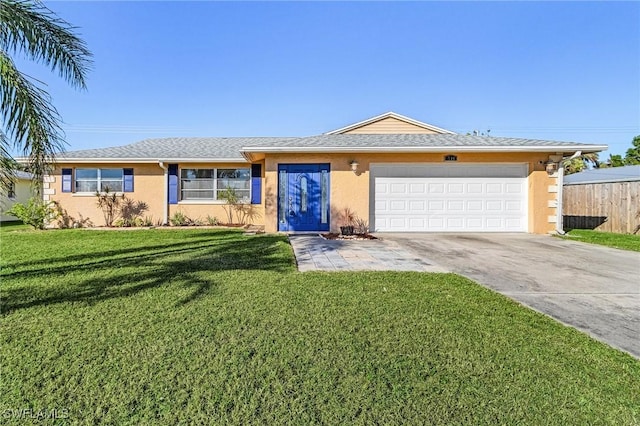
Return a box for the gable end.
[325,112,455,135]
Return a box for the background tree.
[623,135,640,165]
[0,0,91,194]
[562,152,600,175]
[602,154,625,168]
[600,135,640,168]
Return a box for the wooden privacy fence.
[563,181,640,234]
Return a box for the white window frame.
[180,168,251,202]
[75,168,124,193]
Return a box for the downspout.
[556,151,581,235]
[158,161,169,225]
[555,160,565,234]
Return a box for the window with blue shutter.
[251,164,262,204]
[168,164,179,204]
[61,168,72,193]
[123,168,134,192]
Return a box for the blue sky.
[16,1,640,159]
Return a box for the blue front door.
[278,164,330,232]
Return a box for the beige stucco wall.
[264,152,558,234]
[0,178,33,221]
[48,163,166,227]
[343,117,440,134]
[49,162,265,227]
[50,154,558,233]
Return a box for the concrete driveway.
[381,233,640,358]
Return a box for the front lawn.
[1,228,638,424]
[559,229,640,252]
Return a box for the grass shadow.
[1,231,294,313]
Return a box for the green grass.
[559,229,640,252]
[1,228,639,425]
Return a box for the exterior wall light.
[545,161,558,175]
[349,160,359,173]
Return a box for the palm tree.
[0,0,91,193]
[562,152,600,175]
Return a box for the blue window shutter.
[168,164,178,204]
[123,168,134,192]
[61,168,72,193]
[251,164,262,204]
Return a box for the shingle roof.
[564,165,640,185]
[57,134,607,162]
[242,134,600,149]
[58,137,295,161]
[14,171,33,180]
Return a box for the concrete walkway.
[288,234,446,272]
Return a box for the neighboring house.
[563,165,640,234]
[1,171,34,222]
[47,112,607,234]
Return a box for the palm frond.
[0,130,18,193]
[0,49,62,192]
[0,0,92,89]
[562,152,600,175]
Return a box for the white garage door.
[371,164,528,232]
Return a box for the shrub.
[340,207,356,226]
[95,189,123,226]
[170,211,190,226]
[119,198,149,227]
[95,191,150,227]
[7,198,58,230]
[219,186,239,224]
[206,215,219,226]
[353,217,369,235]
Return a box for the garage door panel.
[486,200,503,211]
[506,183,524,193]
[390,183,407,194]
[428,200,445,211]
[409,200,426,211]
[486,183,503,193]
[448,183,464,193]
[372,164,527,232]
[467,183,483,193]
[390,217,406,228]
[409,217,426,228]
[466,217,483,229]
[376,182,389,194]
[446,217,464,228]
[429,217,444,228]
[486,217,503,228]
[467,200,483,211]
[505,200,522,211]
[506,217,523,227]
[409,183,426,193]
[447,200,464,211]
[429,183,445,193]
[390,200,406,211]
